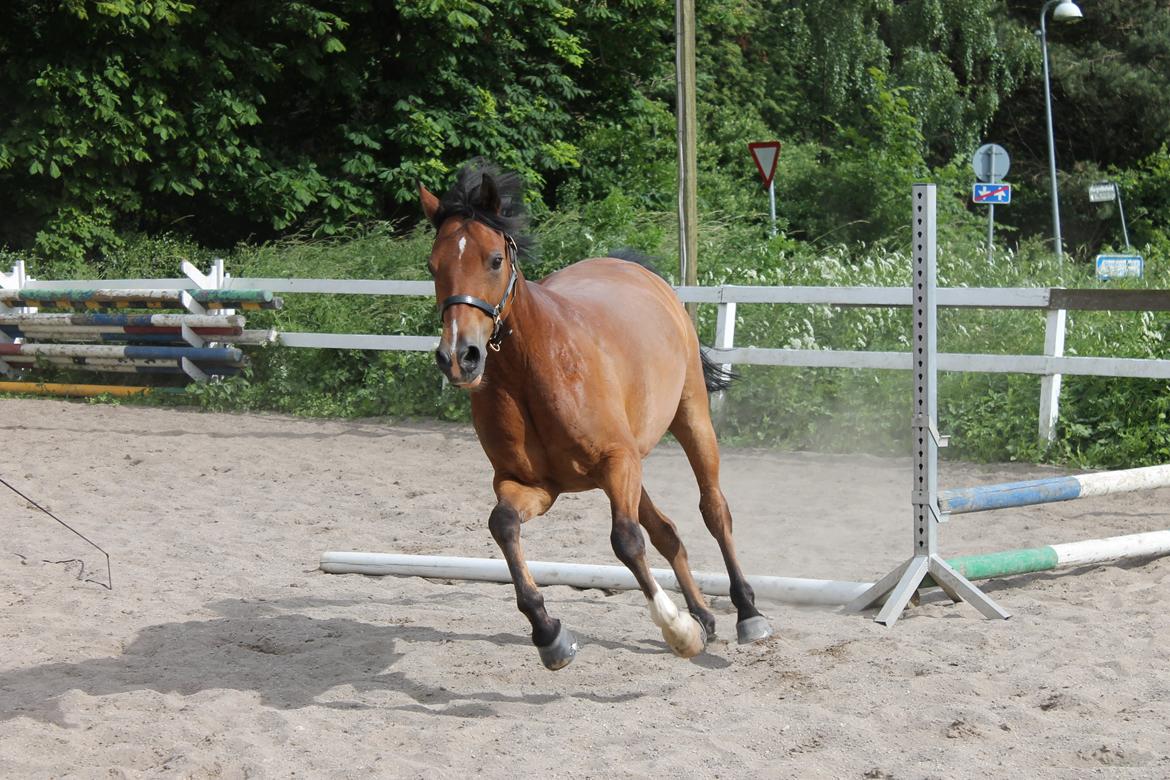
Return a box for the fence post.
[0,261,26,373]
[714,299,737,374]
[1038,304,1067,445]
[709,297,736,420]
[0,260,29,308]
[0,261,18,303]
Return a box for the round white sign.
[973,144,1010,182]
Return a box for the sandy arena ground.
[1,398,1168,778]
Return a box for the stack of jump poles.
[320,183,1170,623]
[0,289,279,382]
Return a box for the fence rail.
[5,259,1170,442]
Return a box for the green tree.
[0,0,593,260]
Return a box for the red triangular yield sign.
[748,141,781,188]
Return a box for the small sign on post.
[1096,254,1143,280]
[972,143,1010,263]
[972,144,1010,183]
[1089,182,1117,203]
[748,141,780,188]
[1089,181,1133,249]
[748,141,781,236]
[972,183,1012,204]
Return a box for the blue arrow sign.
[973,183,1011,204]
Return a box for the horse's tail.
[700,348,737,392]
[607,247,662,275]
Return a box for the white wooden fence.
[5,259,1170,443]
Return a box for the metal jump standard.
[846,184,1012,626]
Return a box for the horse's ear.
[474,174,502,214]
[419,184,440,226]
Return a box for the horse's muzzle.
[435,341,485,388]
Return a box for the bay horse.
[419,161,772,669]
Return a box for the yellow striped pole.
[0,382,156,398]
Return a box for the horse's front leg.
[600,451,706,658]
[489,480,577,670]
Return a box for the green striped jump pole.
[926,529,1170,588]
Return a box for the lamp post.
[1040,0,1083,265]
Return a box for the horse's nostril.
[435,348,452,370]
[459,344,481,370]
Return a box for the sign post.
[1089,181,1132,250]
[972,144,1010,264]
[748,141,781,237]
[676,0,698,322]
[1089,181,1140,279]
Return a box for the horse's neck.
[487,278,554,389]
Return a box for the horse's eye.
[490,253,504,270]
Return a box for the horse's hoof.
[667,615,707,658]
[691,611,717,640]
[537,624,578,670]
[736,615,773,645]
[696,619,709,649]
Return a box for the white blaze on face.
[445,236,468,369]
[447,317,459,358]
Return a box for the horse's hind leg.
[670,390,773,644]
[637,487,718,639]
[600,451,706,658]
[490,480,577,670]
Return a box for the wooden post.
[675,0,698,322]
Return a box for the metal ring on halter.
[440,231,518,350]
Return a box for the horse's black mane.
[430,159,535,260]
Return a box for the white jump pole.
[320,529,1170,607]
[320,552,871,607]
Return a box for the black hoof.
[691,611,717,640]
[736,615,773,645]
[537,624,578,670]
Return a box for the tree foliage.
[1,0,592,260]
[1,0,1168,260]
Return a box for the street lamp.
[1040,0,1083,265]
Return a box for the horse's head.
[420,169,520,389]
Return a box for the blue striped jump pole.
[940,464,1170,515]
[0,343,243,362]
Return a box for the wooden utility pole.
[675,0,698,321]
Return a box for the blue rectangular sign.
[972,183,1011,204]
[1096,254,1144,280]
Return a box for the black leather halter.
[440,233,519,351]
